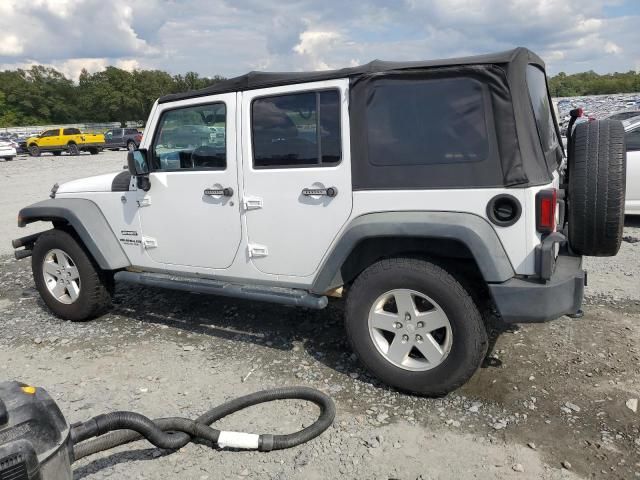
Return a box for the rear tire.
[67,143,80,156]
[345,257,488,396]
[32,229,112,321]
[568,120,626,256]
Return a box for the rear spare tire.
[568,119,626,256]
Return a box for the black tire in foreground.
[345,257,488,396]
[67,143,80,156]
[568,119,626,257]
[32,229,112,321]
[28,145,40,157]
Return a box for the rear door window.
[526,65,559,153]
[251,90,341,168]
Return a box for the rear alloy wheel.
[127,141,136,152]
[67,143,80,156]
[32,229,112,321]
[367,289,453,371]
[345,257,488,396]
[28,145,40,157]
[568,119,626,256]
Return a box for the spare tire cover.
[568,119,626,257]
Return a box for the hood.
[56,171,123,194]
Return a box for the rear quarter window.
[526,65,559,154]
[366,77,491,167]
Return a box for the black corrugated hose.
[70,386,335,461]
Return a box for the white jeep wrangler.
[13,48,626,395]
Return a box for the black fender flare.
[17,198,130,270]
[311,211,515,293]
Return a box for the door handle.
[204,187,234,197]
[302,186,338,197]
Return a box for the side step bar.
[114,271,328,310]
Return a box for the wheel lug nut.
[417,321,424,328]
[404,313,411,321]
[395,322,402,329]
[402,334,409,342]
[415,334,423,342]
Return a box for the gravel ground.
[1,152,639,479]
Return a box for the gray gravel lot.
[1,152,639,479]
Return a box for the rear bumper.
[489,253,585,323]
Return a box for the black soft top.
[158,47,561,189]
[159,47,544,104]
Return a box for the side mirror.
[127,149,149,175]
[127,149,151,191]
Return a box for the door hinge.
[243,196,263,211]
[142,236,158,249]
[248,244,268,258]
[137,196,151,207]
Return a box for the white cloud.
[0,0,638,78]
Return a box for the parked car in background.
[0,138,17,160]
[104,128,142,151]
[26,128,105,156]
[624,116,640,215]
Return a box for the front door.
[139,93,241,269]
[241,80,352,277]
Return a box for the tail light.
[536,189,557,233]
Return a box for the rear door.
[138,93,242,269]
[241,80,352,277]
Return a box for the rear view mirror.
[127,149,149,176]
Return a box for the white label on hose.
[218,431,260,450]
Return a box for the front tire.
[345,257,488,396]
[32,230,112,321]
[28,145,40,157]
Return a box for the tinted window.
[152,103,226,170]
[366,77,489,166]
[626,126,640,151]
[42,129,58,137]
[609,111,640,121]
[526,65,559,153]
[252,90,341,168]
[63,128,80,135]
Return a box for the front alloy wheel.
[42,249,81,304]
[32,229,112,321]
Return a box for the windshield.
[526,65,561,159]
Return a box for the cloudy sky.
[0,0,638,80]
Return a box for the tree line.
[1,64,639,127]
[0,66,224,127]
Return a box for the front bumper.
[489,253,585,323]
